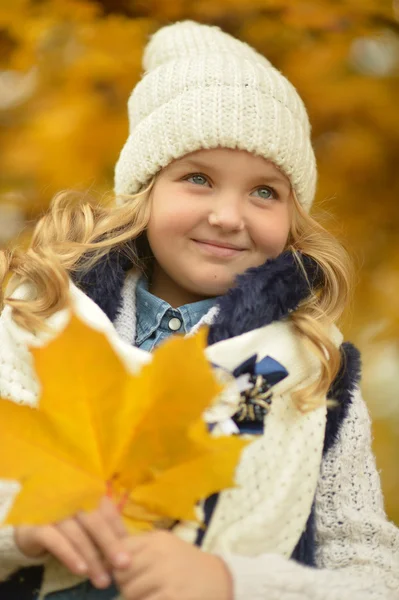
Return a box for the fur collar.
[209,251,322,344]
[74,250,322,345]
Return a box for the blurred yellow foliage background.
[0,0,398,523]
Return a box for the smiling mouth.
[192,239,246,258]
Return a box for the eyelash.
[182,173,279,200]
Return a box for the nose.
[207,193,245,232]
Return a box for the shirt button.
[168,317,182,331]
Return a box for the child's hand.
[113,530,233,600]
[14,497,130,589]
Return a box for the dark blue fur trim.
[324,342,362,455]
[208,251,323,345]
[74,249,323,341]
[72,249,132,323]
[291,502,317,567]
[291,342,362,566]
[195,493,218,547]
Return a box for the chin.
[188,277,234,298]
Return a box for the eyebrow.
[172,158,291,190]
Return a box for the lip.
[192,239,246,258]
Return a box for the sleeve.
[0,525,46,581]
[218,388,399,600]
[0,481,47,581]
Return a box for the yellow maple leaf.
[0,315,249,531]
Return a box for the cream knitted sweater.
[0,278,398,599]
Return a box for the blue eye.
[251,186,277,200]
[185,174,209,186]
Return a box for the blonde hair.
[0,182,353,412]
[287,192,353,410]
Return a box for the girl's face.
[146,148,292,306]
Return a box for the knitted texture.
[114,21,317,211]
[290,341,362,567]
[220,388,399,600]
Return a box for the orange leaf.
[0,314,249,531]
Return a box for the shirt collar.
[135,277,216,346]
[135,277,169,345]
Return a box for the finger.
[113,542,153,585]
[99,496,128,539]
[36,526,89,576]
[76,507,130,570]
[98,497,131,569]
[56,519,111,589]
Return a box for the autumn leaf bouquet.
[0,316,248,533]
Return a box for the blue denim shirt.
[135,277,216,352]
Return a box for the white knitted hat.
[114,21,317,211]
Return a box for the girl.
[0,20,398,600]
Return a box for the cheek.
[251,212,291,254]
[147,203,199,251]
[148,211,175,237]
[148,188,204,238]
